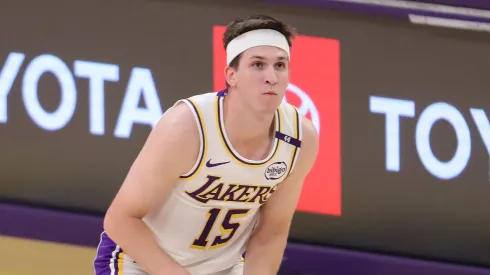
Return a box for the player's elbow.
[103,203,137,236]
[103,206,120,236]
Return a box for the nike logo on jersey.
[206,159,230,168]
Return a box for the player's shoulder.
[287,116,318,176]
[150,99,203,143]
[162,92,216,124]
[279,101,308,126]
[278,101,318,156]
[288,105,318,160]
[186,91,219,106]
[279,101,315,135]
[160,100,194,127]
[278,100,298,115]
[300,117,318,147]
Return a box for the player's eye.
[252,62,263,68]
[275,62,286,69]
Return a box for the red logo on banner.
[212,26,341,216]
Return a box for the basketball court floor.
[0,235,96,275]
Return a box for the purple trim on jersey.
[94,232,123,275]
[216,89,228,97]
[179,98,206,179]
[275,131,301,148]
[216,96,281,165]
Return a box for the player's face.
[233,46,290,114]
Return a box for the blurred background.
[1,0,490,274]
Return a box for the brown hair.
[223,14,297,70]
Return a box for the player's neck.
[223,94,275,144]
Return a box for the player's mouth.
[263,91,277,95]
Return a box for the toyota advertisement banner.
[1,0,490,268]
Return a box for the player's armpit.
[243,118,319,275]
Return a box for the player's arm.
[103,102,200,275]
[243,118,319,275]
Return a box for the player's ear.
[225,66,237,87]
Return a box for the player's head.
[223,15,297,114]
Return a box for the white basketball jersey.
[141,91,302,275]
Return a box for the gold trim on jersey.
[179,98,207,180]
[110,245,124,275]
[215,95,282,167]
[117,251,124,275]
[286,106,301,176]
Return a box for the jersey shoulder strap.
[276,102,303,176]
[171,92,216,180]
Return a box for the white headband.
[225,29,290,65]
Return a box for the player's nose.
[264,66,278,86]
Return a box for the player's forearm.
[243,232,288,275]
[104,214,189,275]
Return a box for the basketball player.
[94,15,319,275]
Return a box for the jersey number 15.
[191,208,250,250]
